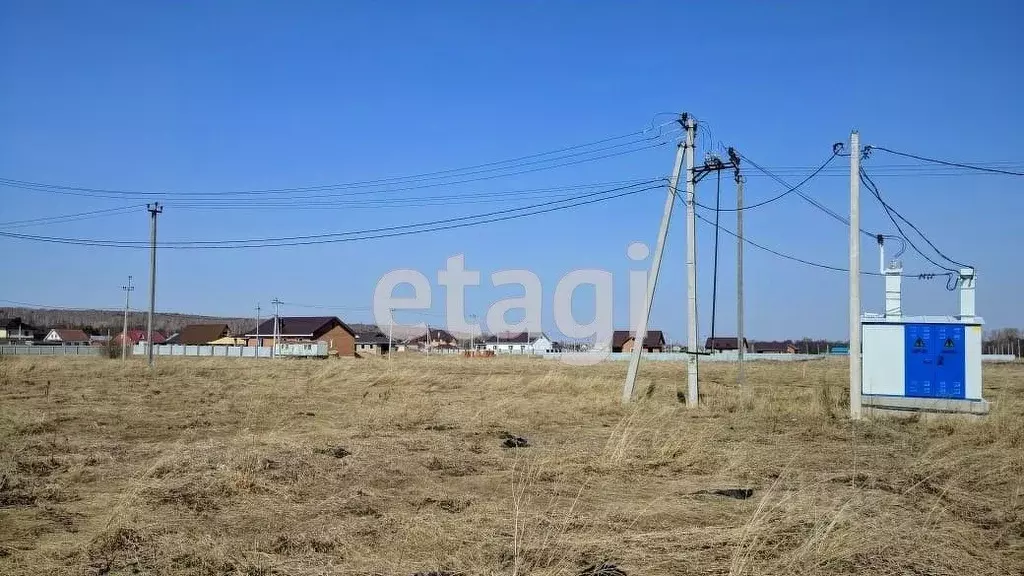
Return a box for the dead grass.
[0,355,1021,575]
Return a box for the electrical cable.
[0,204,146,229]
[860,167,969,276]
[0,121,681,199]
[739,151,876,239]
[0,181,663,249]
[694,150,839,212]
[866,146,1024,176]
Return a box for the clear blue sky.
[2,1,1021,340]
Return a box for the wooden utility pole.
[146,203,162,368]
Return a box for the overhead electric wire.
[677,192,951,280]
[0,204,145,229]
[0,140,670,201]
[169,179,655,209]
[739,151,877,239]
[859,167,969,276]
[694,149,840,212]
[0,121,681,199]
[866,146,1024,176]
[0,180,663,249]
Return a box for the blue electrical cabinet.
[904,323,965,399]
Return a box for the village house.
[43,328,91,346]
[705,336,750,353]
[752,341,799,354]
[115,329,167,347]
[482,332,555,355]
[354,328,391,356]
[244,316,356,356]
[177,323,232,345]
[0,318,37,343]
[611,330,666,353]
[406,328,459,351]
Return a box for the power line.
[0,181,663,249]
[0,121,681,200]
[866,146,1024,176]
[739,151,877,239]
[694,149,839,212]
[859,167,969,275]
[0,204,145,229]
[680,193,951,279]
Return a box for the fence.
[0,345,102,356]
[132,344,273,358]
[131,343,329,358]
[542,352,827,362]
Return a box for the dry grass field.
[1,355,1022,576]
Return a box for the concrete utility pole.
[121,275,134,362]
[622,136,686,402]
[146,203,162,368]
[255,303,261,359]
[271,298,282,358]
[684,116,699,407]
[388,307,394,361]
[849,132,862,419]
[736,173,746,387]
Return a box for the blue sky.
[1,1,1021,340]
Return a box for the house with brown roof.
[611,330,666,353]
[244,316,356,356]
[406,328,459,349]
[752,341,798,354]
[705,336,750,353]
[178,323,232,345]
[115,329,167,346]
[43,328,91,346]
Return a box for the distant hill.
[0,307,254,336]
[2,306,475,342]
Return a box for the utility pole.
[849,132,862,419]
[684,116,699,407]
[146,203,162,368]
[736,171,746,387]
[271,298,282,358]
[388,307,394,361]
[255,303,261,359]
[622,134,686,402]
[121,275,134,362]
[469,313,477,356]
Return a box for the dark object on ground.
[316,445,351,459]
[696,488,754,500]
[499,432,529,448]
[579,562,627,576]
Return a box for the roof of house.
[178,324,231,345]
[355,330,390,345]
[119,329,167,344]
[612,330,666,349]
[752,341,795,353]
[3,317,36,330]
[483,332,547,344]
[245,316,354,338]
[407,328,457,344]
[49,328,90,342]
[705,336,749,350]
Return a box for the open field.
[1,356,1022,575]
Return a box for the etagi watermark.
[372,242,654,365]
